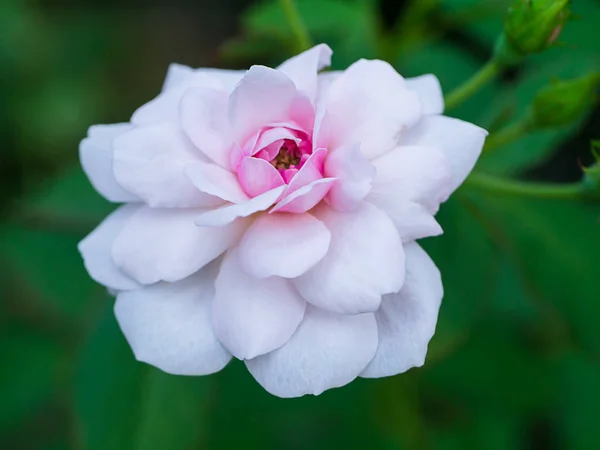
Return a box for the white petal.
[238,212,331,279]
[132,73,223,125]
[195,185,286,227]
[399,116,487,193]
[212,249,306,360]
[112,206,246,284]
[162,64,244,93]
[79,124,138,203]
[323,59,422,159]
[324,143,375,211]
[294,203,405,314]
[113,123,222,208]
[180,87,234,168]
[229,66,297,144]
[78,205,140,291]
[277,44,332,102]
[368,145,452,241]
[246,305,378,398]
[405,74,444,115]
[361,242,442,378]
[114,263,232,376]
[184,161,249,204]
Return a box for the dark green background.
[1,0,599,449]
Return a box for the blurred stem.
[445,60,501,110]
[467,172,600,200]
[483,118,535,153]
[280,0,312,53]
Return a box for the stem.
[445,60,502,110]
[483,119,533,153]
[280,0,312,53]
[466,172,598,200]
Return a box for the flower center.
[270,140,302,170]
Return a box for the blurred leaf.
[0,325,63,430]
[227,0,378,68]
[75,303,213,450]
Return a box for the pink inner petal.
[237,156,286,198]
[285,148,327,196]
[272,178,336,214]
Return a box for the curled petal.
[294,203,404,314]
[238,212,331,279]
[271,178,336,214]
[212,250,306,360]
[112,207,246,284]
[277,44,333,102]
[79,124,138,203]
[361,242,443,378]
[115,263,232,376]
[246,305,378,398]
[405,74,444,115]
[237,157,285,198]
[184,161,249,204]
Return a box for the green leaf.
[74,302,214,450]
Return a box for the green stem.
[445,60,502,110]
[280,0,312,53]
[484,118,534,153]
[466,172,598,200]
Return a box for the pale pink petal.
[285,148,327,195]
[184,161,249,204]
[324,143,375,211]
[294,203,404,314]
[289,94,315,135]
[78,205,140,291]
[277,44,332,102]
[180,87,234,168]
[113,123,223,208]
[112,206,246,284]
[361,242,442,378]
[132,73,222,125]
[79,124,138,203]
[367,144,452,241]
[405,74,444,115]
[238,212,331,279]
[246,306,378,398]
[115,262,232,376]
[252,127,300,156]
[323,59,422,159]
[212,249,306,360]
[162,63,244,93]
[399,116,487,194]
[271,178,336,214]
[229,66,297,144]
[237,157,286,198]
[195,185,286,227]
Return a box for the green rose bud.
[530,74,599,128]
[504,0,571,55]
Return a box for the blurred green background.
[1,0,600,449]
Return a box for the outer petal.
[323,59,422,159]
[113,123,222,208]
[162,64,244,93]
[229,66,297,144]
[361,242,442,378]
[112,207,246,284]
[212,249,306,360]
[132,73,223,125]
[237,212,331,279]
[324,143,375,211]
[78,205,140,291]
[405,74,444,115]
[184,161,249,204]
[294,203,405,314]
[195,185,286,227]
[277,44,332,102]
[114,263,232,376]
[180,87,234,168]
[237,157,285,198]
[246,305,378,398]
[399,116,487,193]
[367,145,452,241]
[271,178,336,214]
[79,124,138,203]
